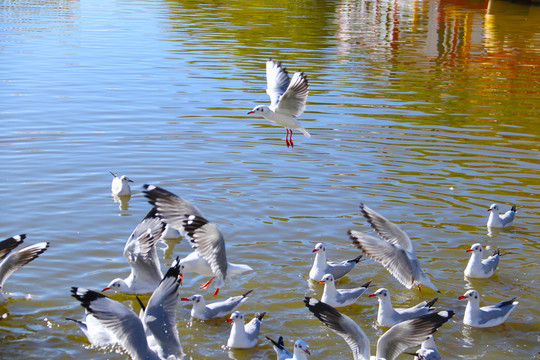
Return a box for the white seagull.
[177,250,252,293]
[181,289,253,320]
[368,288,437,327]
[348,203,440,293]
[110,171,133,196]
[144,184,252,296]
[319,274,372,308]
[464,243,500,278]
[226,311,266,349]
[304,297,453,360]
[103,208,165,294]
[0,234,49,304]
[266,336,311,360]
[71,258,184,360]
[487,204,517,228]
[248,59,310,148]
[143,184,205,239]
[411,335,441,360]
[66,312,118,347]
[309,242,362,282]
[458,289,518,328]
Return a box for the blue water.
[1,0,539,359]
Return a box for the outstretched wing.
[266,59,291,107]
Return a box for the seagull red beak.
[312,249,318,253]
[179,273,183,285]
[368,293,376,297]
[128,179,134,183]
[487,208,492,211]
[102,287,110,292]
[247,110,255,114]
[226,318,233,322]
[180,297,189,301]
[458,295,467,300]
[466,249,473,252]
[305,348,311,355]
[318,280,325,284]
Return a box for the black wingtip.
[162,256,182,281]
[361,280,373,288]
[426,298,438,308]
[266,335,286,350]
[242,289,254,298]
[256,312,267,321]
[14,234,27,241]
[182,215,209,238]
[349,255,362,263]
[135,295,146,312]
[71,287,107,312]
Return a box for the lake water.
[1,0,539,359]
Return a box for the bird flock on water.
[3,60,523,360]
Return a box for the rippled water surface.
[1,0,539,359]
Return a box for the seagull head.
[247,105,269,115]
[312,243,325,253]
[318,273,334,285]
[458,289,479,302]
[466,243,483,253]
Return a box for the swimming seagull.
[103,208,165,294]
[458,289,518,328]
[248,59,310,148]
[226,311,266,349]
[319,274,372,308]
[266,336,311,360]
[0,234,49,304]
[66,313,118,347]
[144,184,252,296]
[487,204,517,228]
[110,172,133,196]
[368,288,437,327]
[304,297,453,360]
[348,203,440,293]
[410,335,441,360]
[464,243,500,278]
[309,242,362,282]
[181,289,253,320]
[71,258,184,360]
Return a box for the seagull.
[143,184,205,239]
[181,289,253,320]
[0,234,49,304]
[144,184,252,296]
[248,59,310,148]
[464,243,500,278]
[110,172,133,196]
[103,208,165,294]
[368,288,437,327]
[177,250,252,292]
[66,313,118,347]
[304,297,453,360]
[458,289,518,327]
[226,311,266,349]
[487,204,517,228]
[266,336,311,360]
[348,203,440,293]
[319,274,372,308]
[309,242,362,282]
[411,335,441,360]
[71,258,184,360]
